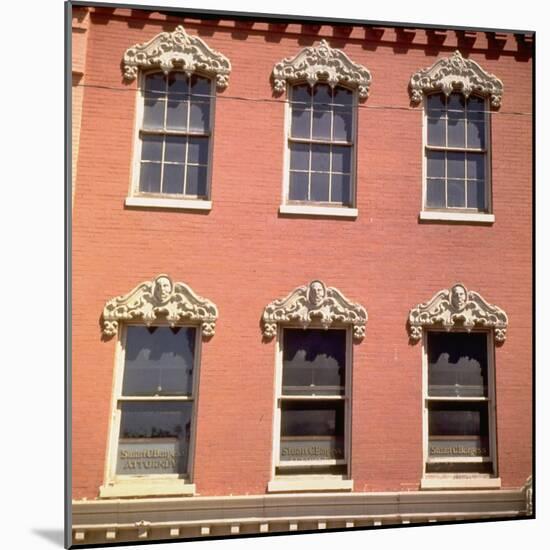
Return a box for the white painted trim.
[99,481,196,498]
[125,197,212,210]
[267,478,354,493]
[419,211,495,223]
[279,204,358,218]
[421,477,502,490]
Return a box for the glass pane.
[313,83,332,107]
[466,153,485,180]
[164,135,186,163]
[426,93,445,113]
[166,99,188,130]
[143,97,165,129]
[467,180,486,210]
[311,172,330,202]
[280,401,345,461]
[188,137,209,165]
[167,72,188,98]
[330,173,351,205]
[141,135,163,162]
[448,92,466,115]
[447,152,465,179]
[292,84,311,104]
[312,109,332,140]
[467,95,485,112]
[289,171,308,200]
[426,150,445,178]
[122,326,196,396]
[186,165,208,196]
[282,329,346,395]
[467,119,485,148]
[189,102,210,131]
[311,144,330,172]
[190,75,211,98]
[291,106,311,139]
[427,332,488,397]
[448,115,466,147]
[116,401,192,475]
[426,179,445,208]
[333,86,353,106]
[139,162,161,193]
[333,108,352,141]
[144,73,166,94]
[290,143,310,171]
[428,401,489,458]
[162,164,185,194]
[427,117,445,146]
[447,179,465,207]
[332,146,351,173]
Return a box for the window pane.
[466,153,485,180]
[427,93,445,113]
[333,108,352,141]
[186,165,208,196]
[332,146,351,173]
[166,99,188,130]
[467,119,485,148]
[311,144,330,172]
[143,97,165,129]
[311,173,330,201]
[188,137,209,165]
[167,72,188,98]
[280,401,345,461]
[139,162,161,193]
[467,95,485,112]
[190,75,211,98]
[426,150,445,178]
[291,106,311,139]
[312,109,332,140]
[467,180,486,210]
[448,115,466,147]
[428,401,489,458]
[331,174,351,204]
[164,135,186,163]
[282,329,346,395]
[141,135,163,162]
[163,164,185,194]
[290,143,310,171]
[116,401,192,475]
[289,171,308,200]
[447,179,465,207]
[313,83,332,107]
[122,326,196,396]
[292,84,311,104]
[448,93,466,114]
[333,86,353,106]
[447,152,465,179]
[144,73,166,94]
[426,179,445,208]
[427,117,445,146]
[427,332,488,397]
[189,102,210,131]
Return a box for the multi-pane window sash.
[138,72,212,198]
[288,84,355,206]
[425,92,489,211]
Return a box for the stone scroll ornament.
[102,274,218,338]
[409,50,504,107]
[272,39,372,99]
[122,25,231,89]
[262,280,368,341]
[408,283,508,343]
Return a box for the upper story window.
[122,25,231,211]
[272,40,371,218]
[409,51,503,223]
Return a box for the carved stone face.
[309,281,325,307]
[450,285,467,311]
[154,276,172,304]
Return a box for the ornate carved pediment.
[409,50,503,107]
[123,25,231,89]
[262,280,368,341]
[102,274,218,338]
[272,40,372,99]
[408,283,508,343]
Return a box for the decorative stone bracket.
[123,25,231,89]
[272,40,372,99]
[409,50,503,107]
[408,283,508,343]
[262,280,368,340]
[102,274,218,338]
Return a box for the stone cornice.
[272,40,372,99]
[408,283,508,343]
[123,25,231,89]
[102,274,218,338]
[409,50,503,107]
[262,280,368,341]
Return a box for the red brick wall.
[72,8,532,498]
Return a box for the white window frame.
[100,321,202,497]
[125,69,215,211]
[421,329,501,490]
[280,82,358,219]
[420,92,494,224]
[268,324,353,492]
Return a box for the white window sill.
[125,197,212,211]
[267,477,353,493]
[279,204,358,218]
[419,211,495,223]
[421,477,502,490]
[99,480,196,498]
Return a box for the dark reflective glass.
[427,117,445,146]
[447,179,465,207]
[190,75,211,98]
[164,135,186,162]
[167,72,188,98]
[281,400,345,436]
[143,97,165,129]
[467,180,485,210]
[428,401,488,436]
[163,164,185,194]
[186,166,208,196]
[291,106,311,139]
[447,115,466,147]
[292,84,311,104]
[448,93,466,114]
[311,145,330,172]
[310,173,330,202]
[426,150,445,178]
[332,146,351,173]
[428,332,488,397]
[426,93,445,113]
[189,102,210,131]
[290,143,310,171]
[426,179,445,208]
[144,73,166,94]
[188,137,209,165]
[139,162,161,193]
[466,153,485,180]
[313,83,332,107]
[312,109,332,140]
[289,172,308,200]
[122,326,196,396]
[333,108,352,141]
[141,135,163,162]
[331,174,350,204]
[447,152,465,179]
[282,329,345,395]
[467,119,485,148]
[333,86,353,106]
[166,99,188,130]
